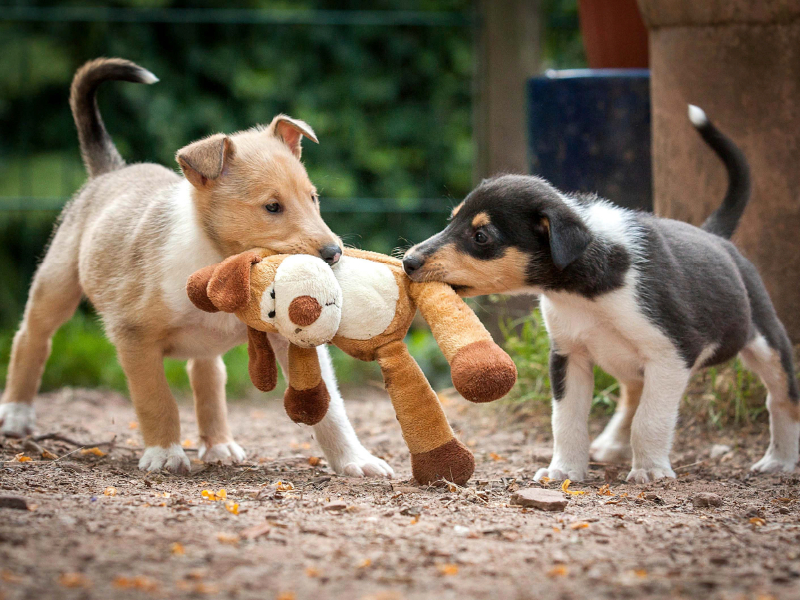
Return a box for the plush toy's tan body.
[188,248,517,485]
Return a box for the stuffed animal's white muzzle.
[269,255,342,347]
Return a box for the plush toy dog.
[187,248,517,485]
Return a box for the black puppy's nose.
[403,253,424,275]
[319,244,342,265]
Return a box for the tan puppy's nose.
[288,296,323,326]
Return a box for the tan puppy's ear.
[206,250,263,313]
[266,114,318,159]
[248,327,278,392]
[186,264,220,313]
[176,133,234,188]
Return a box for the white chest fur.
[333,256,399,340]
[158,182,246,358]
[540,274,678,383]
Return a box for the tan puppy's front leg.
[187,356,246,464]
[117,343,190,473]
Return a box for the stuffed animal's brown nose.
[288,296,323,326]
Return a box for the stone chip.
[510,488,569,511]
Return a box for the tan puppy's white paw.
[0,403,35,438]
[329,446,394,478]
[139,444,190,473]
[626,467,676,484]
[199,441,246,464]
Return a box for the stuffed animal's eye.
[474,230,489,245]
[265,202,282,214]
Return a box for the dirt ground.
[1,386,799,600]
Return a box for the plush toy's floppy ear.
[541,208,592,270]
[206,250,263,313]
[187,264,220,313]
[247,327,277,392]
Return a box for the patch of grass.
[684,360,765,428]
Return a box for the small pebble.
[691,492,722,508]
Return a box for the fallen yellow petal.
[59,572,92,588]
[216,533,240,545]
[14,453,32,463]
[104,487,117,497]
[569,521,589,530]
[305,567,321,578]
[561,479,586,495]
[170,542,185,556]
[224,500,239,515]
[749,517,766,527]
[547,565,568,578]
[41,449,58,460]
[80,447,105,457]
[437,564,459,576]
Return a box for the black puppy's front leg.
[534,349,594,482]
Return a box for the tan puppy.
[0,58,393,478]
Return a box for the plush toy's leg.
[283,343,330,426]
[375,341,474,485]
[409,281,517,402]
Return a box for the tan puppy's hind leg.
[1,234,82,437]
[375,341,474,485]
[117,344,189,473]
[187,356,245,464]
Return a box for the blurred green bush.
[0,0,585,396]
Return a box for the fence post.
[473,0,541,182]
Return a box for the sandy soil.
[1,386,799,600]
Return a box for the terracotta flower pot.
[578,0,649,68]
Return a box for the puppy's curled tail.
[688,104,751,240]
[69,58,158,178]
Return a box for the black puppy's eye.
[474,230,489,245]
[265,202,282,214]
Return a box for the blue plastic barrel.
[527,69,651,211]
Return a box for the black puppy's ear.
[541,209,592,270]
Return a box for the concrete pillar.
[638,0,800,341]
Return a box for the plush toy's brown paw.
[411,438,475,486]
[450,339,517,402]
[284,381,330,426]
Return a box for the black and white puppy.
[403,106,799,483]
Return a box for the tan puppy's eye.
[265,202,282,214]
[311,193,319,204]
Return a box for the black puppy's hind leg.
[740,328,800,473]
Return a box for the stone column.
[638,0,800,341]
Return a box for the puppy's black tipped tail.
[69,58,159,178]
[689,104,751,240]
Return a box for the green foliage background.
[0,0,584,397]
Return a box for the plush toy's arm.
[283,343,330,426]
[409,281,517,402]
